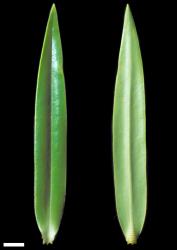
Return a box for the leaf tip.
[51,3,57,12]
[125,3,132,19]
[125,3,130,11]
[49,3,57,18]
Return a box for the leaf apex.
[125,3,132,17]
[51,3,56,12]
[49,3,57,18]
[126,3,130,9]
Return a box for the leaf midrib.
[46,12,54,236]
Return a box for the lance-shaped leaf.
[112,4,147,244]
[34,4,67,244]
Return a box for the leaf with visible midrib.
[113,4,147,244]
[34,4,67,244]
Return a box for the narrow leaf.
[34,4,67,244]
[113,4,147,244]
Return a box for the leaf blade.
[113,4,147,244]
[34,4,67,244]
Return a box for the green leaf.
[112,4,147,244]
[34,4,67,244]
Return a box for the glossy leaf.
[34,4,67,244]
[112,4,147,244]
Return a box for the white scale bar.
[3,243,24,247]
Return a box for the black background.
[1,0,175,249]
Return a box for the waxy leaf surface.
[113,4,147,244]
